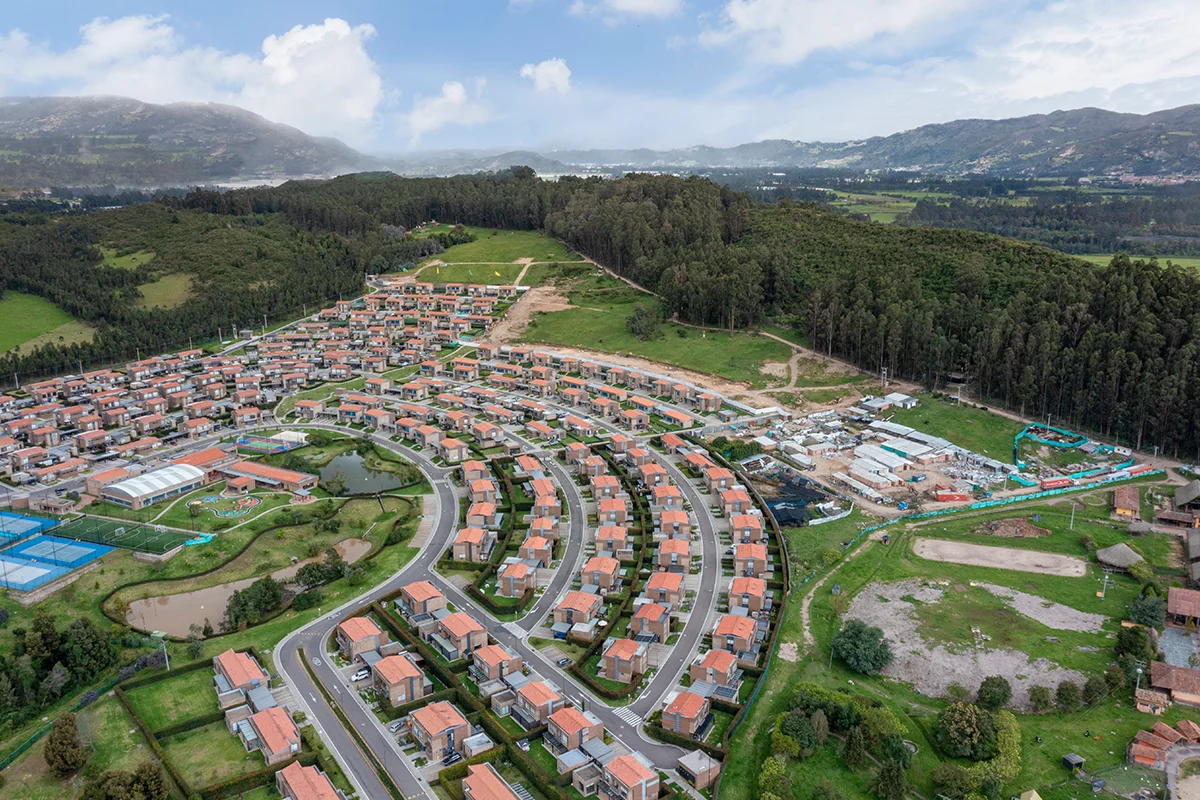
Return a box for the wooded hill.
[5,168,1200,458]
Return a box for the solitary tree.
[831,619,893,674]
[1056,680,1083,711]
[44,712,89,776]
[977,675,1012,710]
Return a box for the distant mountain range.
[0,96,379,187]
[3,97,1200,188]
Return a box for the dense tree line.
[902,193,1200,255]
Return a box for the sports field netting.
[0,556,69,591]
[49,516,194,554]
[5,535,113,568]
[236,435,302,455]
[0,510,56,541]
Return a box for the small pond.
[320,452,409,494]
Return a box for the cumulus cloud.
[0,15,383,145]
[404,80,492,142]
[569,0,683,24]
[520,58,572,94]
[700,0,979,64]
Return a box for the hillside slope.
[0,96,378,186]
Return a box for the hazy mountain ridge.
[0,96,379,186]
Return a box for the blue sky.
[0,1,1196,153]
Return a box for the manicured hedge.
[378,687,459,721]
[119,654,212,690]
[152,710,225,740]
[197,753,315,800]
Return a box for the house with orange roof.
[730,576,768,612]
[335,617,388,662]
[471,643,523,682]
[430,612,488,660]
[546,706,605,758]
[658,509,690,539]
[729,514,764,543]
[529,516,560,542]
[657,538,691,571]
[212,649,268,709]
[397,581,447,618]
[518,535,553,567]
[463,763,521,800]
[644,571,684,609]
[704,467,734,491]
[598,498,629,525]
[599,754,659,800]
[466,502,501,528]
[690,649,740,687]
[238,706,300,766]
[713,615,757,660]
[409,701,470,759]
[663,691,711,738]
[581,556,621,591]
[632,602,671,642]
[372,653,430,707]
[595,525,629,557]
[469,479,501,504]
[275,760,342,800]
[721,488,753,516]
[461,460,489,483]
[600,638,648,683]
[453,526,495,562]
[553,592,603,632]
[514,680,565,728]
[497,561,536,597]
[734,543,769,578]
[651,484,683,511]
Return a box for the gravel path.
[847,579,1087,707]
[913,538,1087,577]
[975,582,1107,633]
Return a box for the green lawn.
[99,246,156,269]
[0,291,77,352]
[124,666,220,731]
[430,227,576,263]
[783,508,867,575]
[519,276,793,388]
[160,721,263,790]
[528,738,558,775]
[136,272,194,309]
[890,393,1026,463]
[426,262,526,284]
[1,695,155,800]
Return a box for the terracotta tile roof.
[411,701,468,735]
[1178,719,1200,740]
[604,638,642,660]
[660,510,689,526]
[634,602,668,621]
[647,572,683,592]
[660,539,689,555]
[500,562,532,580]
[278,761,340,800]
[474,644,516,668]
[462,763,520,800]
[1151,660,1200,695]
[375,654,422,684]
[522,535,551,551]
[549,707,595,736]
[440,612,485,638]
[403,580,444,603]
[456,527,486,545]
[666,691,708,719]
[557,592,600,614]
[337,617,381,643]
[1130,743,1165,762]
[518,680,562,708]
[731,577,767,596]
[715,615,756,640]
[699,649,737,671]
[215,649,265,688]
[1153,722,1184,743]
[1135,730,1173,749]
[730,514,762,530]
[583,556,620,575]
[606,754,655,788]
[597,526,627,541]
[250,706,297,756]
[735,543,767,561]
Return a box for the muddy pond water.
[319,452,409,494]
[124,537,371,637]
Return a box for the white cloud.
[0,15,383,146]
[404,80,492,142]
[700,0,979,64]
[520,58,572,94]
[570,0,683,24]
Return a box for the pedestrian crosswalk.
[503,622,525,638]
[613,707,643,727]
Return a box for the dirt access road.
[913,538,1087,577]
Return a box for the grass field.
[429,226,576,263]
[1,695,154,800]
[828,191,918,223]
[160,721,262,789]
[99,246,156,269]
[890,393,1026,462]
[1076,253,1200,271]
[519,276,793,388]
[136,272,194,309]
[125,667,219,730]
[424,262,525,285]
[0,291,78,352]
[9,319,95,356]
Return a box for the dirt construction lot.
[913,538,1087,577]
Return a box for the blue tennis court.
[0,511,57,541]
[5,535,113,568]
[0,555,71,591]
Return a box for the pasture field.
[99,246,156,269]
[425,262,525,285]
[889,393,1026,462]
[1076,253,1200,271]
[125,667,219,730]
[0,292,78,352]
[426,226,577,263]
[160,721,262,788]
[519,275,793,388]
[135,272,194,309]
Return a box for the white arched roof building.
[100,464,207,510]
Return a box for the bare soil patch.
[759,361,789,380]
[847,579,1087,706]
[913,538,1086,577]
[484,283,577,343]
[975,517,1051,538]
[975,582,1106,633]
[778,642,799,662]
